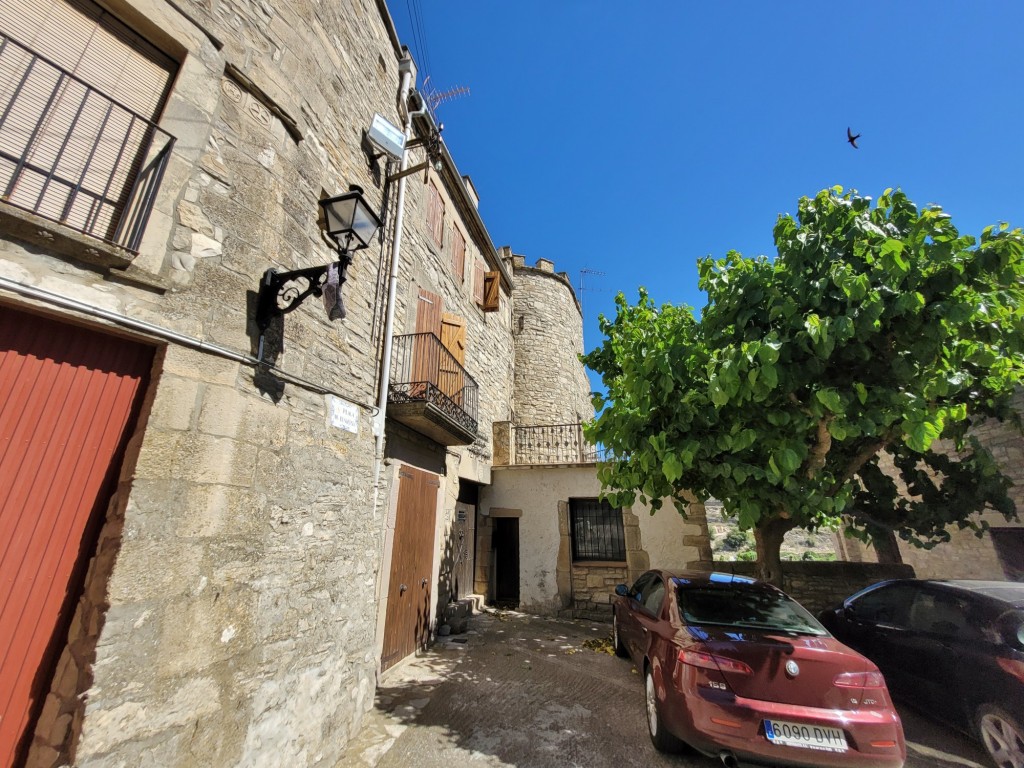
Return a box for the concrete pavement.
[341,610,990,768]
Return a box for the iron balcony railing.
[0,34,175,252]
[513,423,608,465]
[389,332,479,435]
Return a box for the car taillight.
[996,657,1024,685]
[834,671,886,689]
[679,649,752,675]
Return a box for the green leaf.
[854,382,868,405]
[663,453,683,483]
[815,388,843,413]
[775,448,802,475]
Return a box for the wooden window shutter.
[439,313,466,405]
[440,313,466,365]
[483,271,500,312]
[415,288,443,337]
[472,258,485,306]
[427,181,444,246]
[451,228,466,282]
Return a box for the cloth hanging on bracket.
[322,262,346,321]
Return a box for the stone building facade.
[835,390,1024,581]
[0,0,526,765]
[504,249,593,425]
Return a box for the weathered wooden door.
[0,306,153,765]
[381,465,438,672]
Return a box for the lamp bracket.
[386,160,431,184]
[256,255,351,332]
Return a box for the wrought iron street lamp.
[255,185,382,356]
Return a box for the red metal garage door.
[0,305,153,765]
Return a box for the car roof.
[657,569,766,588]
[924,579,1024,607]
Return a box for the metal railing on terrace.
[388,332,479,434]
[513,423,608,465]
[0,34,175,252]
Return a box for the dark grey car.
[819,579,1024,768]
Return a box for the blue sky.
[392,2,1023,388]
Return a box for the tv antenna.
[578,268,606,347]
[421,75,470,122]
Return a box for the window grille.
[570,498,625,562]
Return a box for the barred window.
[570,499,625,562]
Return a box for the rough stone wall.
[714,561,916,615]
[839,390,1024,580]
[383,161,515,630]
[1,0,410,765]
[508,254,594,426]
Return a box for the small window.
[427,181,444,246]
[451,227,466,282]
[570,498,625,562]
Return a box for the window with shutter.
[0,0,177,242]
[483,271,500,312]
[451,227,465,282]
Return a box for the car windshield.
[677,585,828,636]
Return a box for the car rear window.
[677,585,828,636]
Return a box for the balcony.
[388,332,479,445]
[494,422,609,466]
[0,34,175,253]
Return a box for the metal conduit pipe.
[0,275,378,410]
[370,48,424,500]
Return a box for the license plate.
[764,719,848,752]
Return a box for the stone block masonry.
[2,0,408,766]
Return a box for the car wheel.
[645,666,684,753]
[612,611,628,658]
[977,704,1024,768]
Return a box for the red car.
[611,570,906,767]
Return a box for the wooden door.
[0,305,153,765]
[381,465,438,671]
[438,313,465,405]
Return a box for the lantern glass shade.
[320,187,382,252]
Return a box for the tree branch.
[828,437,890,495]
[804,417,833,479]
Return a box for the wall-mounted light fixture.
[256,185,382,359]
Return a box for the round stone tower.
[504,249,594,425]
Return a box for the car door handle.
[641,626,648,634]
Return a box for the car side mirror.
[614,584,629,597]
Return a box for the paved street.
[342,610,991,768]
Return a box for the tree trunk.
[870,527,903,565]
[754,517,797,587]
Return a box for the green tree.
[583,187,1023,585]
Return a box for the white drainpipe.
[370,49,423,513]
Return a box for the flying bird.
[847,127,861,149]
